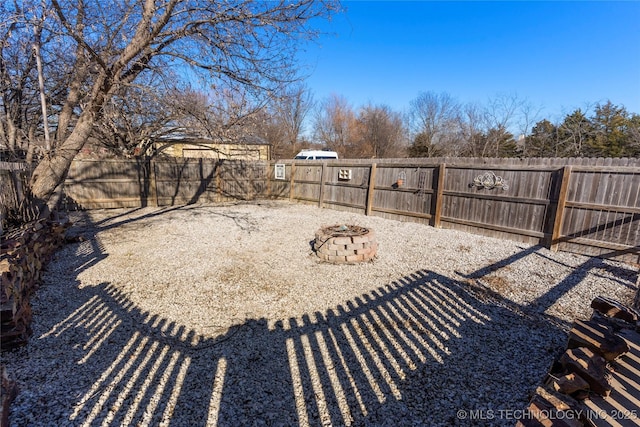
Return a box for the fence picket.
[3,157,637,263]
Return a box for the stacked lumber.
[1,218,70,350]
[517,296,639,427]
[1,365,18,427]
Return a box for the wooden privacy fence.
[268,158,640,264]
[59,157,639,263]
[63,158,267,209]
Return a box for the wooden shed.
[154,136,270,160]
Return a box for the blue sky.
[299,1,640,122]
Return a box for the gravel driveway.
[3,200,637,426]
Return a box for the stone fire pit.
[313,224,378,264]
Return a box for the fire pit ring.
[313,225,377,264]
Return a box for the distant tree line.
[1,0,637,216]
[524,102,640,158]
[307,91,640,160]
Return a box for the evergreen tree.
[408,132,443,157]
[558,109,593,157]
[526,119,558,157]
[483,126,518,157]
[587,101,630,157]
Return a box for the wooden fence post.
[318,162,327,208]
[148,159,159,207]
[433,163,446,228]
[215,160,222,202]
[266,162,272,199]
[366,163,377,216]
[289,162,296,201]
[550,166,572,252]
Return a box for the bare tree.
[253,108,287,158]
[83,69,190,158]
[2,0,340,214]
[181,87,266,141]
[256,82,314,158]
[407,91,461,157]
[0,3,42,158]
[457,102,487,157]
[279,83,315,148]
[312,94,358,156]
[356,104,406,158]
[515,99,543,157]
[481,93,521,157]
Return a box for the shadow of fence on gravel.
[458,244,639,317]
[18,267,573,426]
[60,204,234,278]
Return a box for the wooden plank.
[289,162,296,201]
[591,171,610,242]
[571,165,640,173]
[321,164,369,210]
[371,206,432,220]
[560,236,639,253]
[434,164,559,172]
[433,163,446,228]
[564,201,640,215]
[149,160,158,207]
[319,162,327,208]
[366,163,377,216]
[324,182,370,190]
[583,328,640,426]
[266,162,272,198]
[502,169,522,231]
[65,197,142,203]
[293,182,321,202]
[623,181,640,245]
[578,170,598,241]
[442,190,550,206]
[529,170,551,232]
[563,169,584,236]
[371,185,434,194]
[611,171,634,246]
[370,162,442,169]
[322,200,366,211]
[297,196,321,204]
[601,211,631,247]
[550,166,572,251]
[294,179,322,185]
[65,177,142,184]
[440,216,547,238]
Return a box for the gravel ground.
[3,200,638,426]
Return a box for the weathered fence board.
[62,158,266,208]
[268,158,640,262]
[553,167,640,260]
[368,164,436,224]
[3,156,632,263]
[154,159,218,205]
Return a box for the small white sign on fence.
[274,163,286,180]
[338,169,352,180]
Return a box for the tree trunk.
[29,113,95,215]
